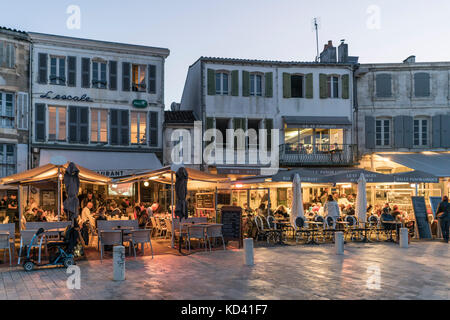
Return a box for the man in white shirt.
[80,202,95,227]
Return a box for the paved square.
[0,241,448,300]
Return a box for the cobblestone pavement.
[0,241,448,300]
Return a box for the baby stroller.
[22,227,78,272]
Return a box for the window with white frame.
[0,144,16,177]
[250,73,263,96]
[327,76,339,98]
[91,109,108,143]
[413,117,429,147]
[375,118,391,147]
[0,92,14,128]
[132,64,147,92]
[92,61,107,89]
[215,72,229,95]
[131,111,147,145]
[50,56,66,85]
[48,106,66,142]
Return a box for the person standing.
[324,195,340,220]
[436,196,450,243]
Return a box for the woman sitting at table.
[95,207,107,228]
[391,205,402,221]
[274,205,289,219]
[110,202,122,219]
[35,209,47,222]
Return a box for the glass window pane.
[256,75,262,96]
[250,74,255,95]
[215,73,221,94]
[48,106,57,141]
[100,110,107,142]
[91,110,98,142]
[58,107,66,141]
[139,112,147,144]
[222,73,228,94]
[131,112,138,144]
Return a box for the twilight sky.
[2,0,449,108]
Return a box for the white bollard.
[399,228,409,248]
[335,232,344,255]
[243,238,254,266]
[113,245,125,281]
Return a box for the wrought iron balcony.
[280,143,356,166]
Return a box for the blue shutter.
[365,116,375,149]
[122,62,130,91]
[432,115,441,148]
[109,61,117,90]
[67,56,76,87]
[38,53,48,84]
[120,110,129,145]
[148,65,156,94]
[403,116,413,148]
[149,112,158,147]
[441,115,450,148]
[110,110,119,145]
[376,74,392,97]
[35,103,46,142]
[393,116,404,148]
[81,58,90,88]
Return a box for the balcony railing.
[280,143,356,166]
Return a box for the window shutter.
[110,110,119,145]
[319,74,328,99]
[376,74,392,97]
[17,92,28,130]
[122,62,130,91]
[264,72,273,98]
[432,115,442,148]
[265,119,273,151]
[231,70,239,96]
[281,73,291,98]
[68,107,78,143]
[109,61,117,90]
[207,69,215,96]
[149,112,159,147]
[365,116,375,149]
[148,64,156,94]
[38,53,48,84]
[81,58,90,88]
[120,110,129,145]
[206,117,214,131]
[305,73,313,99]
[35,103,46,142]
[393,116,404,148]
[414,73,430,97]
[242,71,250,97]
[403,116,413,148]
[6,43,14,68]
[441,115,450,148]
[342,74,350,99]
[0,42,3,67]
[79,107,89,143]
[67,56,76,87]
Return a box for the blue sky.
[2,0,449,107]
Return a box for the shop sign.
[40,91,93,102]
[132,99,148,108]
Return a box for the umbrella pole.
[57,167,61,221]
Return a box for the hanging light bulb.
[144,181,149,187]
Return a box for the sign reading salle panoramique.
[40,91,94,102]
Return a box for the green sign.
[132,100,148,108]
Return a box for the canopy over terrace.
[0,162,111,186]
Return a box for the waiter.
[436,196,449,243]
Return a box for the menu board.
[429,197,442,219]
[411,196,432,239]
[217,193,231,206]
[196,193,215,209]
[220,206,242,248]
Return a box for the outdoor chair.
[0,234,12,266]
[156,218,168,238]
[205,225,226,251]
[187,225,207,252]
[313,215,326,243]
[99,230,123,261]
[368,215,381,241]
[18,230,46,264]
[130,229,153,259]
[254,215,280,244]
[324,216,337,241]
[149,217,158,237]
[345,215,362,241]
[164,219,173,240]
[294,217,311,243]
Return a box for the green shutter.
[206,117,214,130]
[342,74,350,99]
[305,73,313,99]
[231,70,239,96]
[242,71,250,97]
[265,72,273,98]
[282,73,291,98]
[319,73,328,99]
[265,119,273,151]
[207,69,215,95]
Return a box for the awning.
[382,153,450,178]
[283,116,352,129]
[271,168,393,183]
[393,170,439,183]
[0,162,111,185]
[39,149,162,177]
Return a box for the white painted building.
[179,42,357,174]
[29,32,169,177]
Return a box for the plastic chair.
[130,229,153,259]
[187,226,207,252]
[0,234,12,266]
[18,230,46,264]
[99,230,122,261]
[205,225,226,251]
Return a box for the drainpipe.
[353,64,360,164]
[28,36,33,170]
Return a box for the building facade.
[0,27,30,190]
[29,32,169,177]
[179,42,357,175]
[356,57,450,198]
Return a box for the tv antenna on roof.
[312,17,321,62]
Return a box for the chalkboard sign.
[429,197,442,219]
[196,193,215,209]
[217,193,231,206]
[220,206,243,248]
[411,196,432,239]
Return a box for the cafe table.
[112,226,135,251]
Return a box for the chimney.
[338,40,348,63]
[320,40,337,63]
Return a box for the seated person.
[390,205,402,221]
[343,204,355,216]
[382,203,391,215]
[138,208,149,228]
[95,207,107,228]
[274,205,289,219]
[257,203,268,218]
[380,209,395,229]
[35,209,47,222]
[110,202,122,218]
